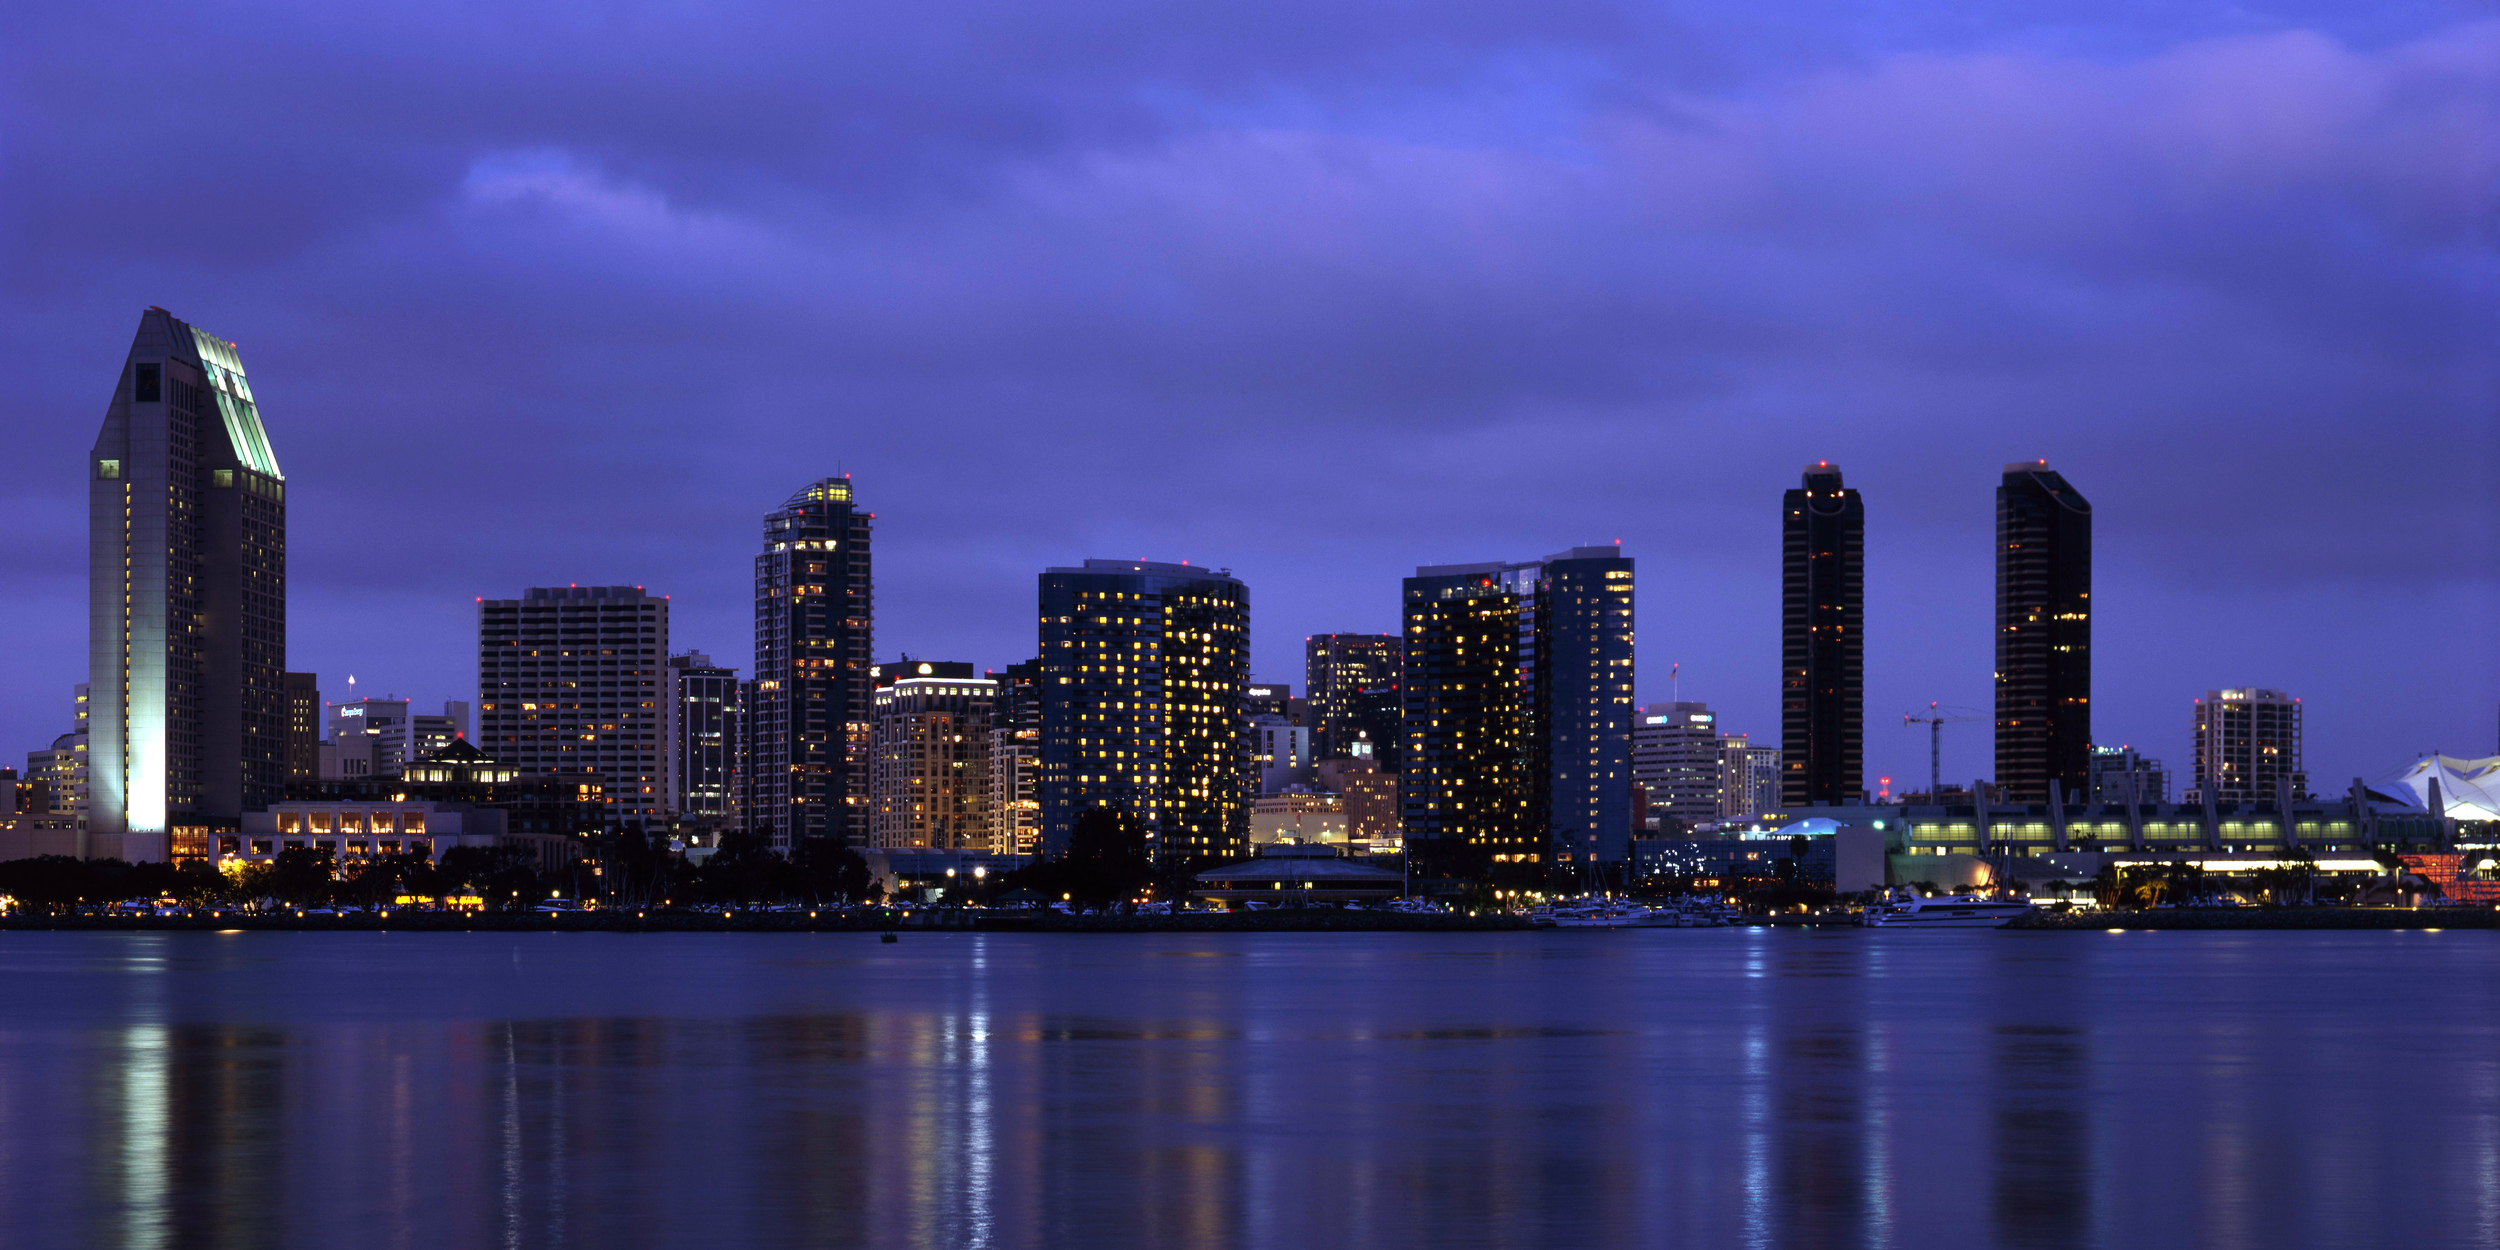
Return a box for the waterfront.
[1,931,2494,1249]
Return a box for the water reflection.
[1,932,2497,1248]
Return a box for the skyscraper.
[868,659,997,851]
[2192,688,2304,804]
[1038,560,1249,864]
[1401,547,1634,875]
[1632,702,1720,829]
[665,651,741,825]
[89,309,287,862]
[1781,462,1863,808]
[477,585,670,825]
[1995,460,2092,803]
[750,478,874,848]
[1304,633,1402,763]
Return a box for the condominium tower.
[88,308,288,862]
[477,585,670,824]
[666,651,741,824]
[1038,560,1250,863]
[868,660,997,851]
[1995,460,2093,803]
[1781,462,1863,807]
[1400,547,1634,875]
[750,478,874,848]
[1304,633,1403,764]
[2192,688,2304,804]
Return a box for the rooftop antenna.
[1670,662,1680,703]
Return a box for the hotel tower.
[88,308,287,863]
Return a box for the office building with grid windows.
[749,478,874,848]
[477,586,669,826]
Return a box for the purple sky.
[4,0,2495,794]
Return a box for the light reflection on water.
[0,930,2493,1248]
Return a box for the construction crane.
[1903,703,1985,799]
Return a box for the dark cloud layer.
[4,0,2494,789]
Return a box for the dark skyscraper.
[1304,633,1402,764]
[88,308,287,863]
[1401,547,1634,876]
[1780,462,1863,808]
[750,478,874,848]
[1995,459,2092,803]
[1038,560,1249,864]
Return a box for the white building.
[2192,688,2305,804]
[1717,735,1782,820]
[1248,716,1312,794]
[1633,701,1720,828]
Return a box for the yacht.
[1862,888,2032,929]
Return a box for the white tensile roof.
[2371,755,2500,821]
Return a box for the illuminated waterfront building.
[988,659,1044,855]
[869,660,998,851]
[2192,689,2305,804]
[1781,462,1863,807]
[1038,560,1249,864]
[1995,460,2093,803]
[88,308,287,862]
[1400,547,1635,875]
[477,585,669,825]
[749,478,874,848]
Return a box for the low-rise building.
[1250,790,1346,844]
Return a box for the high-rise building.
[1633,702,1720,829]
[1305,633,1402,764]
[477,586,669,825]
[2192,689,2305,804]
[1248,717,1312,793]
[665,652,741,824]
[750,478,874,849]
[283,672,320,784]
[1717,735,1782,820]
[1781,462,1863,808]
[988,659,1044,855]
[1038,560,1249,863]
[88,309,288,862]
[868,660,997,851]
[1400,547,1635,875]
[2088,744,2169,805]
[1995,460,2093,803]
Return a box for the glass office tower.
[88,308,287,863]
[1995,460,2092,804]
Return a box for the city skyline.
[6,4,2494,797]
